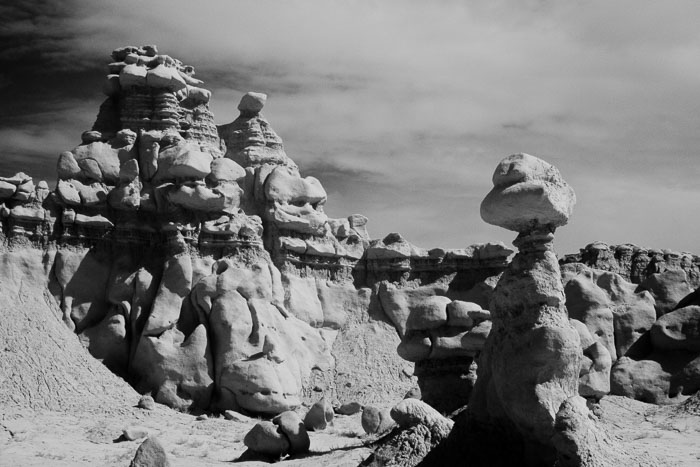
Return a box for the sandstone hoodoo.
[471,153,583,464]
[3,43,700,466]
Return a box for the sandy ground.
[1,396,699,466]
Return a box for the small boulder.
[304,398,334,431]
[123,426,149,441]
[223,409,253,423]
[138,395,156,410]
[209,158,246,183]
[129,437,170,467]
[335,401,363,415]
[651,306,700,352]
[0,181,16,200]
[272,410,310,454]
[361,405,394,434]
[243,421,290,457]
[238,92,267,116]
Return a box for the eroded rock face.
[455,154,582,465]
[374,234,512,412]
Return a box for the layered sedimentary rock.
[466,153,582,464]
[0,45,419,416]
[562,241,700,290]
[370,233,512,412]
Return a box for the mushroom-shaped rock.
[272,410,310,454]
[481,153,576,232]
[238,92,267,116]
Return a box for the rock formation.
[466,153,582,464]
[421,154,653,466]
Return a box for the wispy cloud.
[2,0,700,254]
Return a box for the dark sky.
[2,0,700,254]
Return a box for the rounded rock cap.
[480,153,575,233]
[238,92,267,116]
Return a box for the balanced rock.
[272,410,310,454]
[467,154,582,465]
[480,153,576,232]
[238,92,267,116]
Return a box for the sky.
[2,0,700,255]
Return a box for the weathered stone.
[130,437,170,467]
[0,181,16,200]
[238,92,267,116]
[335,401,363,415]
[138,395,156,410]
[123,426,149,441]
[209,158,245,183]
[481,153,576,232]
[361,405,394,434]
[304,397,334,431]
[651,306,700,352]
[243,421,290,457]
[272,410,310,454]
[169,149,213,179]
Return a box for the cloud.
[2,1,700,254]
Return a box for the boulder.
[123,426,149,441]
[639,269,694,317]
[304,397,334,431]
[120,63,148,88]
[650,306,700,352]
[446,301,489,327]
[272,411,310,454]
[610,357,672,404]
[390,398,453,436]
[169,149,213,179]
[0,181,16,200]
[129,437,170,467]
[335,401,363,415]
[209,158,246,183]
[138,395,156,410]
[361,405,394,434]
[238,92,267,116]
[480,153,576,232]
[243,421,290,457]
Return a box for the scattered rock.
[361,405,394,434]
[123,426,149,441]
[129,437,170,467]
[304,397,334,431]
[272,410,310,454]
[223,409,253,423]
[138,395,156,410]
[335,401,363,415]
[243,421,290,457]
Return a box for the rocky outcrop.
[464,153,582,465]
[562,241,700,289]
[0,44,419,416]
